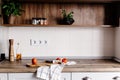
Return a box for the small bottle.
[43,18,48,25]
[40,18,44,25]
[16,43,22,61]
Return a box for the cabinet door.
[0,73,7,80]
[72,72,120,80]
[9,73,71,80]
[9,73,39,80]
[61,73,71,80]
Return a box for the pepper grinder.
[9,39,14,62]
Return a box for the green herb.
[62,9,74,19]
[2,0,24,16]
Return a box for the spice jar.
[40,18,44,25]
[43,18,48,25]
[32,18,40,25]
[32,18,37,25]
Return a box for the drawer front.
[0,73,7,80]
[72,72,120,80]
[9,73,71,80]
[61,73,71,80]
[9,73,39,80]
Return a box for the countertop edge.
[0,59,120,73]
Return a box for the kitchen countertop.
[0,59,120,73]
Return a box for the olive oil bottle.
[16,43,22,61]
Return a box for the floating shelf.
[1,24,113,28]
[17,0,119,3]
[2,1,119,27]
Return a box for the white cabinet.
[61,73,71,80]
[6,72,120,80]
[72,72,120,80]
[9,73,71,80]
[0,73,7,80]
[115,28,120,61]
[9,73,39,80]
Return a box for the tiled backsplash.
[0,26,115,58]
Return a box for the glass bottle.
[40,18,44,25]
[16,43,22,61]
[43,18,48,25]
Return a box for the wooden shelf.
[2,2,119,26]
[17,0,119,3]
[1,24,113,28]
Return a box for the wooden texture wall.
[18,0,118,3]
[14,3,105,26]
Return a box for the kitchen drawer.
[0,73,7,80]
[61,73,71,80]
[9,73,71,80]
[72,72,120,80]
[9,73,39,80]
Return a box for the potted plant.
[61,9,74,25]
[2,0,24,24]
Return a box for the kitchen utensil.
[9,39,14,62]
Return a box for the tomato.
[62,58,67,63]
[56,57,61,60]
[32,58,37,65]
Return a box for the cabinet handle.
[82,76,92,80]
[113,76,120,80]
[64,78,66,80]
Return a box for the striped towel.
[36,64,64,80]
[36,66,50,80]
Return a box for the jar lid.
[42,18,47,20]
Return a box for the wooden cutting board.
[26,63,52,68]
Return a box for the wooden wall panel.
[14,3,105,26]
[18,0,118,3]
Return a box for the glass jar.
[43,18,48,25]
[16,43,22,61]
[40,18,44,25]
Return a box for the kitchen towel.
[36,64,64,80]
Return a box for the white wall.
[7,26,115,58]
[115,27,120,59]
[0,26,9,57]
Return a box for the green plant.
[2,0,24,16]
[62,9,74,19]
[61,9,74,25]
